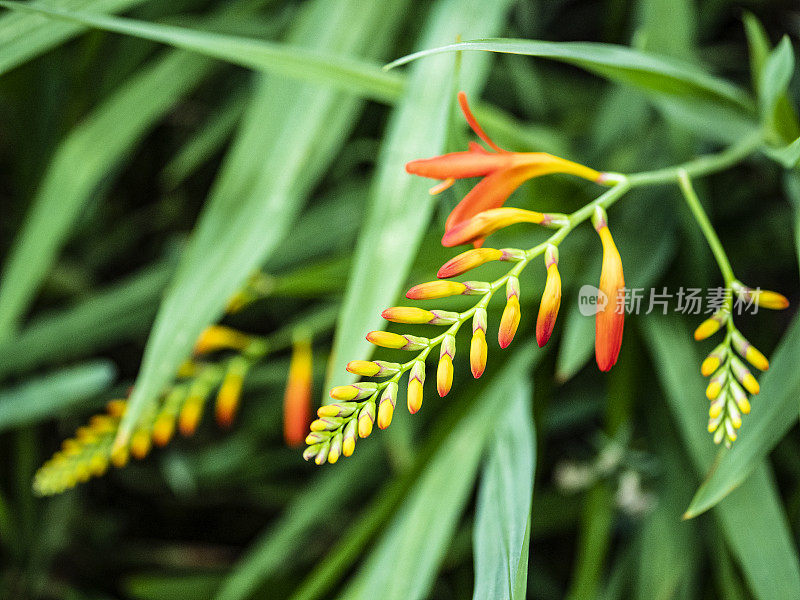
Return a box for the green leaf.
[386,38,753,112]
[0,49,215,339]
[472,381,535,600]
[763,135,800,168]
[0,0,151,76]
[684,312,800,517]
[0,361,115,431]
[0,263,170,380]
[758,36,794,122]
[641,315,800,599]
[743,12,771,92]
[326,0,513,389]
[340,349,536,600]
[116,0,409,446]
[0,0,403,103]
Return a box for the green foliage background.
[1,0,799,598]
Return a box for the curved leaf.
[386,38,753,112]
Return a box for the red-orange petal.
[283,337,312,447]
[595,227,624,372]
[536,264,561,347]
[405,148,512,180]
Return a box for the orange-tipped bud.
[194,325,251,355]
[442,208,567,248]
[216,370,244,429]
[110,444,129,469]
[437,248,504,278]
[346,360,401,377]
[382,307,436,324]
[327,434,343,464]
[694,311,727,341]
[706,368,727,400]
[730,330,768,371]
[329,382,378,402]
[342,420,358,457]
[407,280,468,299]
[130,430,152,460]
[152,414,176,447]
[358,402,375,438]
[593,209,624,372]
[407,361,425,414]
[377,382,398,429]
[729,381,751,414]
[437,335,456,397]
[751,289,790,309]
[366,331,428,351]
[536,245,561,347]
[732,281,789,310]
[701,344,727,377]
[732,357,759,395]
[178,394,204,437]
[470,308,488,378]
[346,360,380,376]
[106,399,127,418]
[284,335,312,447]
[499,276,521,349]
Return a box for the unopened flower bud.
[342,419,358,457]
[406,280,467,299]
[329,382,378,401]
[701,344,727,377]
[437,248,503,278]
[194,325,252,355]
[366,331,428,351]
[694,310,727,341]
[377,382,398,429]
[706,368,727,400]
[729,381,751,414]
[407,361,425,414]
[731,357,759,395]
[358,401,376,438]
[327,433,344,464]
[499,276,521,349]
[438,335,456,397]
[317,402,359,418]
[731,330,769,371]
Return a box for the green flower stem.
[676,169,736,286]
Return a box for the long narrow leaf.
[386,38,753,112]
[0,0,150,76]
[472,383,535,600]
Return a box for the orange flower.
[536,245,561,347]
[283,335,312,447]
[406,91,602,247]
[593,208,624,372]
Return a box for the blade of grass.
[326,0,513,389]
[0,48,215,339]
[641,315,800,599]
[0,0,404,103]
[115,0,410,447]
[472,384,535,600]
[0,0,151,76]
[0,262,170,380]
[0,361,115,431]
